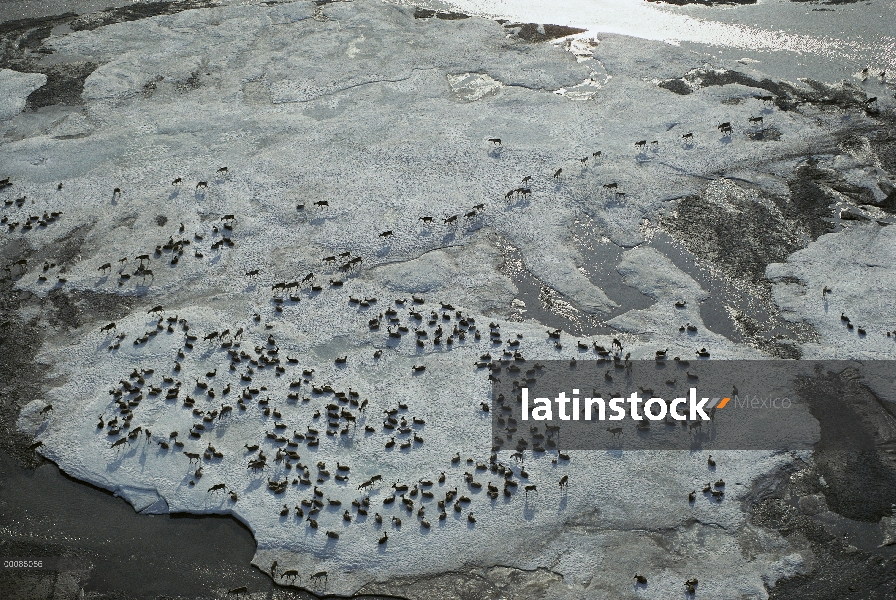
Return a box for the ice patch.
[881,515,896,547]
[607,246,752,358]
[372,236,517,312]
[553,77,603,100]
[524,248,618,314]
[446,72,503,101]
[767,223,896,359]
[48,113,95,138]
[116,486,167,513]
[615,246,706,303]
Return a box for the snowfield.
[4,0,895,597]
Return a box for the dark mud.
[657,172,833,355]
[660,159,846,286]
[0,450,379,600]
[658,67,879,114]
[0,0,215,111]
[659,67,787,97]
[502,22,587,43]
[67,0,216,32]
[867,113,896,188]
[25,62,99,110]
[752,495,896,599]
[0,12,76,50]
[413,8,588,43]
[794,367,896,522]
[747,365,896,599]
[413,8,469,20]
[646,0,756,5]
[0,280,48,466]
[0,12,95,110]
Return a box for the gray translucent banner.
[489,360,895,451]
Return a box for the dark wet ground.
[0,1,216,113]
[0,447,400,600]
[748,367,896,599]
[504,217,816,354]
[646,0,756,5]
[0,450,294,599]
[499,228,655,337]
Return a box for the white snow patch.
[767,223,896,360]
[446,72,504,101]
[0,69,47,121]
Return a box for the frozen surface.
[768,223,896,360]
[3,0,894,597]
[0,68,46,121]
